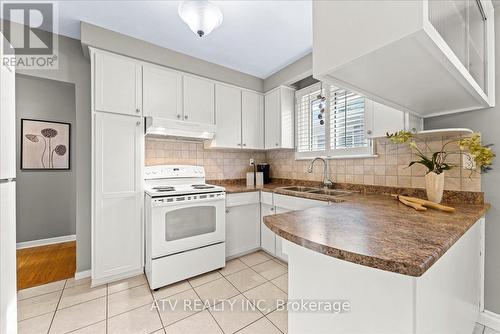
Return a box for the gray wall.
[16,75,76,242]
[424,7,500,315]
[15,32,92,272]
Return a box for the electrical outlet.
[249,158,255,166]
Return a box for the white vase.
[425,172,445,203]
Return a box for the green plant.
[386,131,495,175]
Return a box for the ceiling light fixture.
[178,0,223,38]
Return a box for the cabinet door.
[143,65,183,120]
[264,89,281,149]
[365,99,406,138]
[260,203,276,256]
[94,51,142,116]
[183,75,215,124]
[226,204,261,257]
[242,91,264,150]
[404,112,423,133]
[214,84,242,148]
[274,207,291,262]
[280,87,295,149]
[93,112,143,283]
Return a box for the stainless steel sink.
[307,189,353,197]
[278,186,319,192]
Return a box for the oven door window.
[165,206,216,241]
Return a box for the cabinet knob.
[237,143,241,146]
[270,207,275,211]
[367,130,372,135]
[136,121,141,126]
[225,209,229,213]
[177,114,181,119]
[184,115,188,120]
[275,143,279,146]
[136,108,140,113]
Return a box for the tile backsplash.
[145,136,481,192]
[267,137,481,192]
[145,138,265,180]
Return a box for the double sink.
[276,186,354,197]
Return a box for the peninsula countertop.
[207,179,489,276]
[263,193,489,276]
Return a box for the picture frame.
[21,119,71,170]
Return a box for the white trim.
[478,310,500,331]
[294,153,378,161]
[74,269,91,280]
[16,234,76,249]
[91,268,144,288]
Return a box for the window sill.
[294,153,379,161]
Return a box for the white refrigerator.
[0,32,17,334]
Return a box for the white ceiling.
[6,0,313,78]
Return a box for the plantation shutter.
[296,84,325,153]
[330,88,367,149]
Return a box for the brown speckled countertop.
[208,178,489,277]
[264,195,489,277]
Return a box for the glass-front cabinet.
[429,0,488,94]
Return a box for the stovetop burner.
[191,184,215,190]
[152,186,176,192]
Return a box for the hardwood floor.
[16,241,76,290]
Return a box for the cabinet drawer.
[226,192,260,207]
[261,191,273,206]
[274,194,327,210]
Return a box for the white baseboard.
[16,234,76,249]
[74,269,91,280]
[479,310,500,331]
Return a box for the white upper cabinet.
[264,86,295,149]
[365,100,423,138]
[313,0,495,117]
[183,75,215,124]
[142,64,183,120]
[213,84,242,149]
[94,51,142,116]
[242,91,264,150]
[209,86,264,150]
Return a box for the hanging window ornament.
[320,119,325,125]
[318,113,323,120]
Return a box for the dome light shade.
[178,1,223,37]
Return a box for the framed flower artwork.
[21,119,71,170]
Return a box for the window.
[296,83,372,159]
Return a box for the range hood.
[145,117,216,141]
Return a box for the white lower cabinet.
[274,207,292,262]
[92,112,143,285]
[260,194,328,262]
[260,203,276,255]
[225,193,261,258]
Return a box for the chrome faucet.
[308,157,334,188]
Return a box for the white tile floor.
[17,251,288,334]
[16,250,500,334]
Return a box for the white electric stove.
[144,165,226,290]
